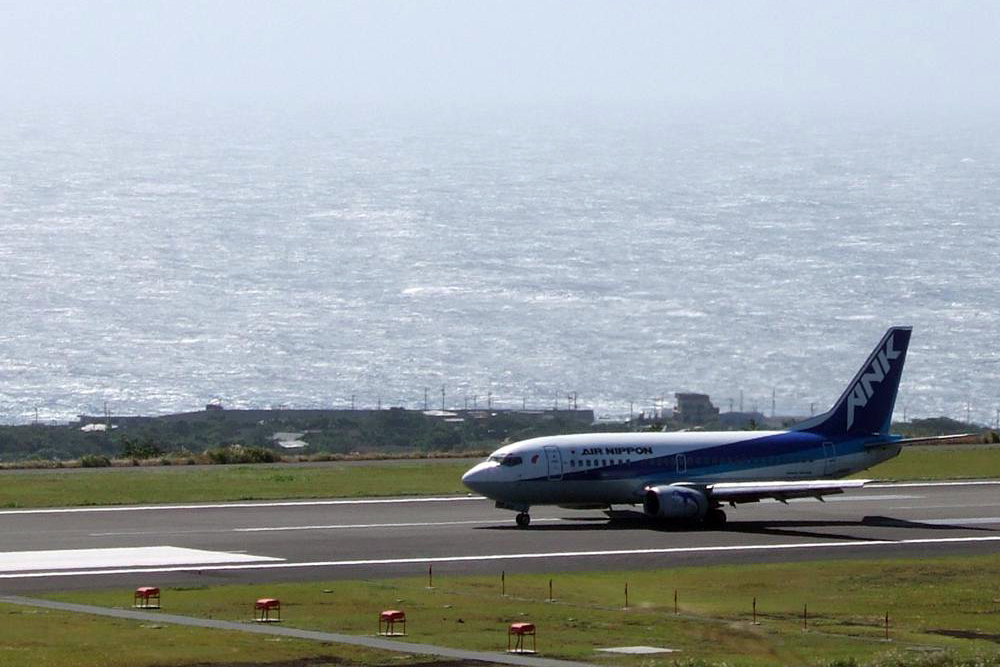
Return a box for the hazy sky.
[2,1,998,114]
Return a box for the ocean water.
[1,106,998,425]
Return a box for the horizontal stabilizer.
[706,479,868,504]
[863,433,980,449]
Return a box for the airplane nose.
[461,462,491,493]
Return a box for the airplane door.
[544,446,563,480]
[822,441,836,476]
[676,453,687,474]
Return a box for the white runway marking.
[914,517,1000,526]
[867,480,1000,488]
[234,518,564,532]
[0,546,282,573]
[2,536,998,580]
[88,518,565,536]
[825,494,921,501]
[0,496,484,516]
[778,494,920,503]
[890,504,1000,510]
[0,480,996,517]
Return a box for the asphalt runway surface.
[2,481,999,594]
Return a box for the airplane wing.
[704,479,869,505]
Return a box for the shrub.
[119,437,164,460]
[204,444,281,464]
[79,455,112,468]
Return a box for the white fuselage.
[461,430,900,510]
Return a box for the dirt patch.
[927,629,1000,644]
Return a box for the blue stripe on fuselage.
[521,431,879,483]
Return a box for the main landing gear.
[704,507,727,529]
[515,512,531,527]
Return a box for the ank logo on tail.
[846,332,901,429]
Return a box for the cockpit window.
[488,454,523,466]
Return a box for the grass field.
[0,605,409,667]
[0,445,997,509]
[0,460,471,508]
[5,555,998,667]
[853,444,1000,481]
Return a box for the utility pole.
[728,398,734,413]
[739,390,744,413]
[966,401,972,425]
[423,387,428,411]
[377,396,382,411]
[771,388,776,418]
[810,402,815,416]
[441,385,446,411]
[488,391,493,409]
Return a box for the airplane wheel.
[704,508,727,529]
[515,512,531,528]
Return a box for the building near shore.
[673,393,720,426]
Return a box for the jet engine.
[643,485,708,520]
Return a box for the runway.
[1,481,999,594]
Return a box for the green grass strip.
[0,461,471,508]
[0,445,997,509]
[22,555,1000,667]
[0,603,415,667]
[856,444,1000,481]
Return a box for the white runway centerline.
[234,518,565,532]
[915,517,1000,526]
[0,495,484,516]
[0,546,282,573]
[88,518,566,536]
[2,536,999,580]
[0,480,995,517]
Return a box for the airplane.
[462,326,945,528]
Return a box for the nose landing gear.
[515,512,531,527]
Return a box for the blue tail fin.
[793,326,912,437]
